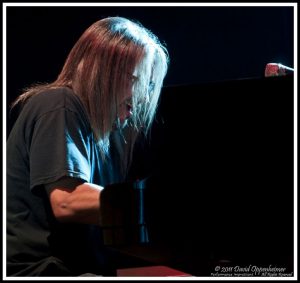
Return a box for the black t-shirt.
[6,87,121,274]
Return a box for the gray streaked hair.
[12,16,169,172]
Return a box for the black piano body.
[124,75,294,276]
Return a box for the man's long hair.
[12,17,169,177]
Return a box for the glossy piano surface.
[121,75,294,276]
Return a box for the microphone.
[265,63,294,77]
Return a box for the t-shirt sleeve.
[44,176,85,195]
[29,107,92,192]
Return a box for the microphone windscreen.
[265,63,294,77]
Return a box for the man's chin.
[112,119,128,131]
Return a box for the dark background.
[5,5,295,275]
[6,5,294,129]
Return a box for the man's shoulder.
[28,87,84,114]
[34,86,76,104]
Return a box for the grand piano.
[105,74,294,276]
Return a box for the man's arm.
[47,180,103,225]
